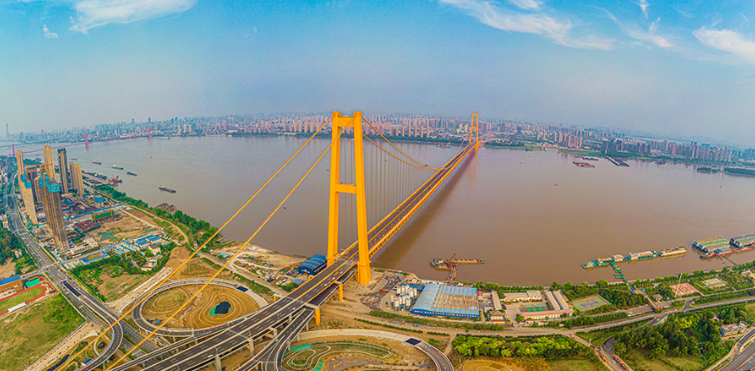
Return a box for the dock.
[583,246,687,268]
[430,255,484,282]
[606,157,629,167]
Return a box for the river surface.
[64,136,755,286]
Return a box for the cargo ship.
[575,155,599,161]
[159,185,176,193]
[430,257,484,269]
[700,247,734,259]
[573,161,595,168]
[660,246,688,257]
[697,167,721,173]
[112,165,124,170]
[92,161,102,165]
[127,172,137,176]
[583,248,686,268]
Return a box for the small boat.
[93,161,102,165]
[127,172,137,176]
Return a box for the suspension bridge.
[61,111,480,371]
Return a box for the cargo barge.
[698,234,755,259]
[430,257,484,269]
[583,246,687,268]
[92,161,102,165]
[127,172,137,176]
[159,185,176,193]
[697,167,721,173]
[112,165,124,170]
[573,161,595,168]
[606,157,629,167]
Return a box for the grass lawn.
[621,348,707,371]
[546,357,604,371]
[0,287,44,312]
[745,302,755,319]
[576,319,652,347]
[0,294,85,371]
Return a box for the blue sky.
[2,0,755,145]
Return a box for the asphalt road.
[5,179,130,370]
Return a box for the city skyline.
[2,0,755,145]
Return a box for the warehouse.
[298,254,327,275]
[411,283,479,319]
[502,290,542,302]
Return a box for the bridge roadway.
[126,143,476,371]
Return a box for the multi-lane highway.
[4,176,134,371]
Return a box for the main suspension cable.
[362,118,440,169]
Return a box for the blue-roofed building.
[0,275,23,297]
[411,283,479,319]
[298,255,327,275]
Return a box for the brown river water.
[64,136,755,286]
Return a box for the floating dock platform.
[583,246,687,268]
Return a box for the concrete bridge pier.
[337,282,344,302]
[214,353,222,371]
[248,338,255,356]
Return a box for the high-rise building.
[38,173,67,249]
[5,123,8,140]
[69,162,84,194]
[15,151,38,224]
[43,145,55,178]
[29,166,45,207]
[57,148,69,194]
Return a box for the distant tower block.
[327,111,371,285]
[85,133,89,148]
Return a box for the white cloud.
[693,27,755,63]
[43,24,59,39]
[69,0,196,33]
[439,0,613,50]
[508,0,541,11]
[636,0,649,18]
[607,13,672,48]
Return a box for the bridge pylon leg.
[315,307,321,325]
[326,111,371,285]
[337,282,344,302]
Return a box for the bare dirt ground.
[165,244,192,270]
[142,284,259,329]
[215,243,306,270]
[0,258,15,279]
[81,265,150,302]
[100,214,148,240]
[172,257,234,281]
